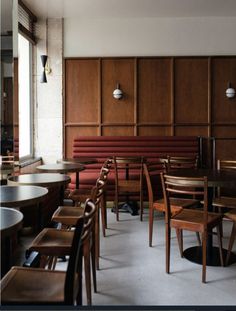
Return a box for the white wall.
[64,16,236,56]
[34,18,63,163]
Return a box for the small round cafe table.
[1,206,24,277]
[7,174,71,227]
[0,185,48,208]
[37,163,84,189]
[57,157,97,165]
[0,185,48,231]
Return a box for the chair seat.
[52,206,84,225]
[225,209,236,222]
[69,189,91,202]
[1,266,66,305]
[29,228,73,256]
[171,209,223,232]
[153,197,199,215]
[213,196,236,209]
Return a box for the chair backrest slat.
[166,155,199,171]
[161,173,208,223]
[64,199,96,305]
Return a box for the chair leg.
[104,191,108,228]
[175,229,183,257]
[39,255,48,268]
[216,225,224,267]
[100,196,106,237]
[196,232,201,246]
[91,240,97,293]
[115,193,119,221]
[149,207,154,247]
[166,225,171,274]
[219,222,223,238]
[140,192,143,222]
[95,208,100,270]
[226,222,236,266]
[84,243,92,305]
[202,231,207,283]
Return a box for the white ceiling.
[23,0,236,19]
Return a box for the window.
[18,33,32,159]
[17,0,37,160]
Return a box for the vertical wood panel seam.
[134,58,137,136]
[171,57,175,136]
[62,58,66,157]
[208,57,212,138]
[98,58,102,136]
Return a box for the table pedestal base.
[183,246,236,266]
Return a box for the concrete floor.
[14,209,236,307]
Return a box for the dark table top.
[8,173,71,187]
[36,163,84,173]
[0,185,48,208]
[167,168,236,188]
[0,207,23,239]
[57,158,97,165]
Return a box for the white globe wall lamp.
[113,83,123,100]
[226,82,235,99]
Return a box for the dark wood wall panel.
[175,126,209,137]
[212,57,236,123]
[174,58,209,124]
[212,126,236,138]
[64,56,236,164]
[138,58,172,123]
[102,59,135,124]
[215,140,236,159]
[138,126,172,136]
[65,59,99,123]
[65,126,99,157]
[102,126,134,136]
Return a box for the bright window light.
[18,33,32,159]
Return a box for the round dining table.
[57,157,97,165]
[0,185,48,231]
[7,174,71,228]
[168,168,236,266]
[8,173,71,189]
[1,206,23,239]
[1,207,24,277]
[0,185,48,208]
[36,163,84,189]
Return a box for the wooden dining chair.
[161,173,224,283]
[66,158,112,236]
[113,156,145,221]
[213,160,236,212]
[166,155,199,171]
[144,163,200,247]
[28,195,98,306]
[0,155,17,184]
[224,209,236,265]
[0,216,85,305]
[52,172,107,270]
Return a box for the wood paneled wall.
[64,56,236,162]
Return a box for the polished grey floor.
[15,209,236,307]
